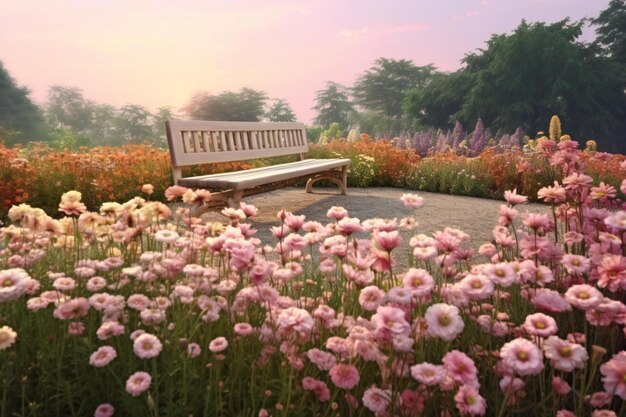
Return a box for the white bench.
[166,120,350,213]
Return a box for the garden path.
[199,187,550,271]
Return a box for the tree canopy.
[183,88,267,121]
[312,82,355,129]
[0,62,46,145]
[593,0,626,66]
[265,99,296,122]
[353,58,437,129]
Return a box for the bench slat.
[178,158,350,190]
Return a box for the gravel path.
[200,186,549,269]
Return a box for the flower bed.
[1,139,626,416]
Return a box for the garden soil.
[199,187,549,271]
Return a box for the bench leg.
[306,172,346,194]
[227,190,244,208]
[340,166,348,195]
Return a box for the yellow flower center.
[578,292,589,300]
[438,315,451,326]
[559,346,572,358]
[2,279,13,288]
[516,351,528,361]
[142,342,153,350]
[471,281,482,289]
[534,321,545,329]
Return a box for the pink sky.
[0,0,609,124]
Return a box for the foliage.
[318,123,344,144]
[593,0,626,66]
[312,82,355,129]
[0,62,47,146]
[265,99,297,122]
[183,88,267,122]
[305,126,323,143]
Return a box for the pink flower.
[94,403,115,417]
[561,254,591,275]
[371,306,411,340]
[53,298,90,320]
[504,189,528,206]
[564,284,604,310]
[410,363,445,386]
[459,274,494,301]
[443,350,478,385]
[234,323,254,336]
[327,206,348,220]
[500,338,544,376]
[592,410,617,417]
[454,384,486,416]
[0,326,17,350]
[89,346,117,367]
[96,321,125,340]
[485,263,516,287]
[125,371,152,397]
[528,288,572,313]
[362,386,390,414]
[425,303,465,341]
[209,336,229,353]
[0,268,30,303]
[523,313,558,338]
[277,307,314,336]
[133,333,163,359]
[307,348,337,371]
[538,181,566,204]
[552,376,571,395]
[329,364,360,389]
[403,268,435,297]
[373,230,401,251]
[600,352,626,399]
[401,193,424,208]
[59,190,87,215]
[597,255,626,292]
[164,185,188,201]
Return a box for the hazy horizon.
[0,0,609,124]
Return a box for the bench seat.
[178,158,351,190]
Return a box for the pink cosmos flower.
[425,303,465,341]
[0,268,30,303]
[59,190,87,215]
[373,230,401,251]
[89,346,117,367]
[164,185,188,201]
[591,410,617,417]
[234,323,254,336]
[500,337,544,376]
[459,274,494,301]
[561,254,591,275]
[454,384,487,416]
[600,352,626,399]
[329,364,360,389]
[504,189,528,206]
[53,298,90,320]
[527,288,572,313]
[386,287,413,305]
[537,181,566,204]
[94,403,115,417]
[0,326,17,350]
[523,313,558,338]
[485,263,516,287]
[358,286,386,311]
[371,306,411,340]
[443,350,478,386]
[591,182,616,203]
[133,333,163,359]
[327,206,348,220]
[597,255,626,292]
[401,193,424,208]
[564,284,604,310]
[543,336,589,372]
[209,336,229,353]
[403,268,435,297]
[277,307,314,336]
[96,321,125,341]
[187,343,201,358]
[410,363,445,386]
[125,371,152,397]
[552,376,571,395]
[307,348,337,371]
[362,386,390,414]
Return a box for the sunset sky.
[0,0,609,123]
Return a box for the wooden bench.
[166,119,350,214]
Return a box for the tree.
[183,88,267,121]
[0,61,47,145]
[593,0,626,66]
[151,106,178,148]
[265,99,296,122]
[46,86,95,134]
[115,104,153,144]
[312,82,354,129]
[353,58,437,130]
[91,104,118,146]
[403,71,472,130]
[455,19,626,151]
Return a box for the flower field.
[1,138,626,416]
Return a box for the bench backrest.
[166,120,309,184]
